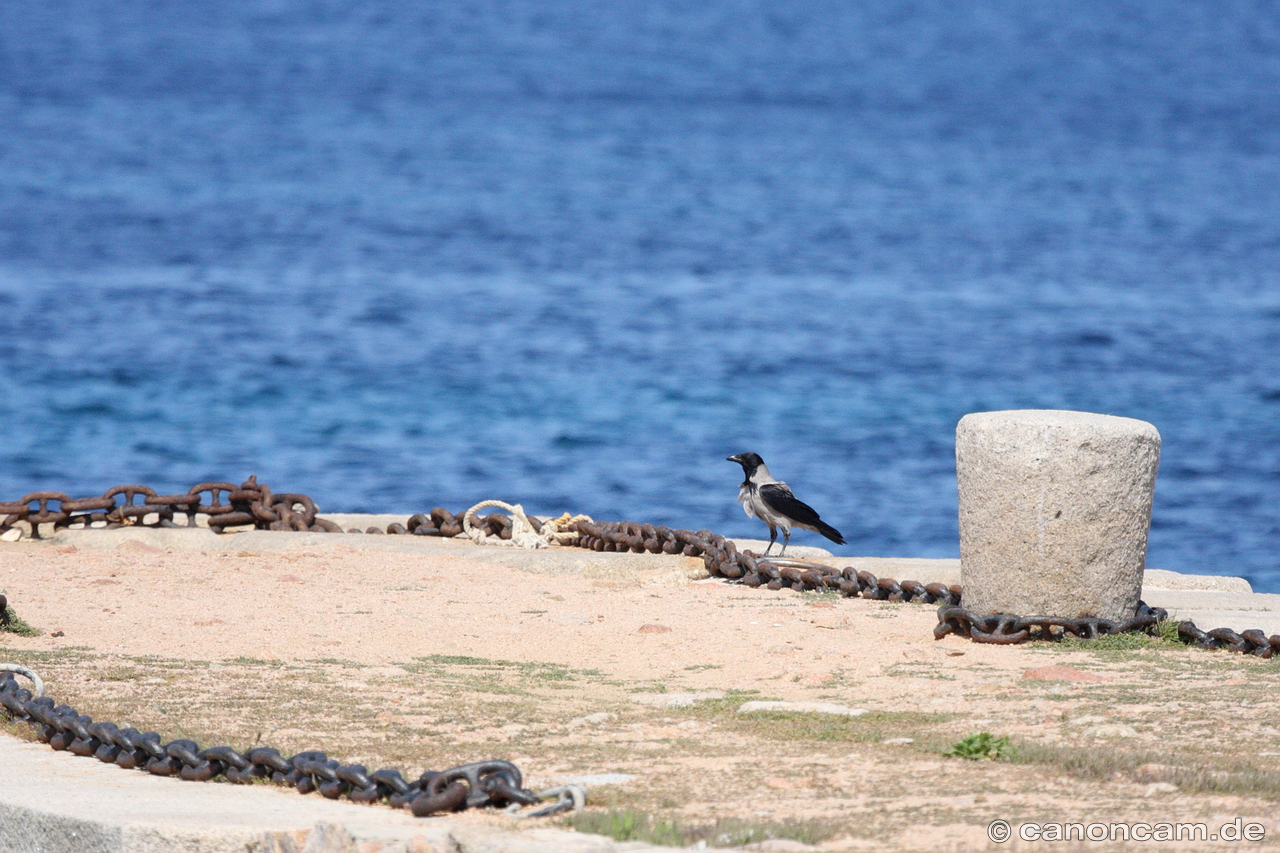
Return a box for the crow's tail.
[815,520,845,545]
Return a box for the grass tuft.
[565,810,837,848]
[568,811,685,846]
[1008,740,1280,799]
[1,605,41,637]
[674,693,951,745]
[1155,618,1183,643]
[943,732,1011,760]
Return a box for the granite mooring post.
[956,409,1161,622]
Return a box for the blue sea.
[1,2,1278,590]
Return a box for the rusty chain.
[0,669,543,817]
[3,479,1277,659]
[933,602,1169,645]
[933,601,1280,657]
[0,476,343,536]
[0,478,521,541]
[1,477,1276,825]
[567,519,1280,659]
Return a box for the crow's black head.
[727,452,765,476]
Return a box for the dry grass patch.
[565,810,840,848]
[1009,739,1280,800]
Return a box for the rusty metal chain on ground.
[2,477,1278,821]
[0,477,525,542]
[574,518,1280,658]
[932,602,1280,657]
[3,479,1278,660]
[0,668,549,817]
[933,602,1169,645]
[0,476,341,535]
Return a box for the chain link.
[570,518,1280,658]
[0,670,543,817]
[0,478,533,541]
[933,602,1168,644]
[0,476,343,536]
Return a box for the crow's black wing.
[759,483,824,526]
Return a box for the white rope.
[461,500,592,549]
[505,783,588,817]
[1,664,44,697]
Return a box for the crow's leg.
[779,528,791,557]
[763,525,778,556]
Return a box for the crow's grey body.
[727,452,845,556]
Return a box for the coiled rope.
[461,501,592,549]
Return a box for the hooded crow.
[727,452,845,556]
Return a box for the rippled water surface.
[1,2,1278,589]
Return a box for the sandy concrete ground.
[2,527,1280,852]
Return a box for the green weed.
[565,810,837,848]
[1,605,41,637]
[569,811,684,846]
[943,732,1011,761]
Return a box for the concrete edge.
[0,736,670,853]
[2,517,1255,595]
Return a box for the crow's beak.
[726,454,742,463]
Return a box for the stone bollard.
[956,410,1160,622]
